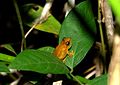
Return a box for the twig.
[98,0,106,60]
[64,0,75,17]
[85,70,96,79]
[108,27,120,85]
[100,0,114,50]
[13,0,26,51]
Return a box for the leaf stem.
[69,73,84,85]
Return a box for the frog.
[53,37,73,61]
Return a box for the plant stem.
[13,0,26,51]
[98,0,106,72]
[9,73,17,80]
[70,73,84,85]
[98,0,106,57]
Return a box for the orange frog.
[53,37,73,61]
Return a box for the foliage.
[2,0,120,84]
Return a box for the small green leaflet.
[0,44,16,55]
[22,4,61,34]
[0,62,9,72]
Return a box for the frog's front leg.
[68,50,74,57]
[63,50,74,62]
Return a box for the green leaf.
[75,75,90,84]
[0,62,9,72]
[0,53,15,62]
[59,0,96,69]
[37,46,55,53]
[22,4,61,34]
[108,0,120,23]
[1,44,16,55]
[87,74,107,85]
[9,49,69,74]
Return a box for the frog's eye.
[66,41,70,46]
